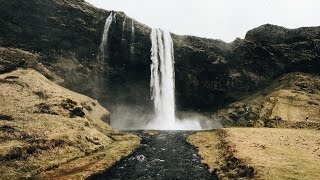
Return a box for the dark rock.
[0,0,319,114]
[61,99,85,118]
[81,103,93,111]
[4,75,19,80]
[0,114,13,121]
[0,125,15,132]
[245,24,320,44]
[70,107,85,118]
[34,103,58,115]
[101,114,110,124]
[61,98,77,110]
[33,91,48,99]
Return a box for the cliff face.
[0,0,153,109]
[173,27,320,110]
[0,0,103,58]
[1,0,319,113]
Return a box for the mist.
[110,105,222,130]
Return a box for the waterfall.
[92,12,113,99]
[130,19,135,56]
[131,19,135,42]
[122,18,126,41]
[113,13,117,23]
[148,29,176,129]
[148,28,202,130]
[97,12,113,62]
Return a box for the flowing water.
[97,12,113,62]
[148,29,201,130]
[130,19,135,57]
[113,13,117,23]
[148,29,176,129]
[92,12,113,99]
[89,131,217,180]
[122,18,126,41]
[131,19,135,42]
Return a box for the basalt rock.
[0,0,319,112]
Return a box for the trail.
[89,131,217,180]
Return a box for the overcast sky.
[86,0,319,42]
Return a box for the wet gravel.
[89,131,217,180]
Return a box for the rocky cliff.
[1,0,319,115]
[214,72,320,127]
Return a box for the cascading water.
[130,19,135,56]
[131,20,135,42]
[122,18,126,41]
[149,29,176,129]
[92,12,113,100]
[148,29,201,130]
[113,13,117,23]
[97,12,113,62]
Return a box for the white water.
[97,12,113,62]
[131,19,135,42]
[148,29,201,130]
[113,13,117,23]
[122,18,126,41]
[130,19,135,56]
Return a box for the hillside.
[0,68,140,179]
[214,72,320,128]
[189,128,320,180]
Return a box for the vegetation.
[0,69,140,179]
[189,128,320,180]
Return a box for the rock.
[245,24,320,44]
[0,0,319,115]
[34,102,58,115]
[70,107,85,118]
[0,114,13,121]
[136,154,146,162]
[0,0,320,110]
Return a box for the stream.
[89,131,217,180]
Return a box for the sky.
[85,0,320,42]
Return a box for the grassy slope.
[216,72,320,127]
[189,128,320,180]
[189,73,320,179]
[0,69,140,179]
[226,128,320,180]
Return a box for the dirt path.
[89,131,217,180]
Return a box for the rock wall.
[1,0,319,113]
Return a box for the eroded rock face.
[0,0,319,112]
[245,24,320,44]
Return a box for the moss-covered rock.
[0,0,319,113]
